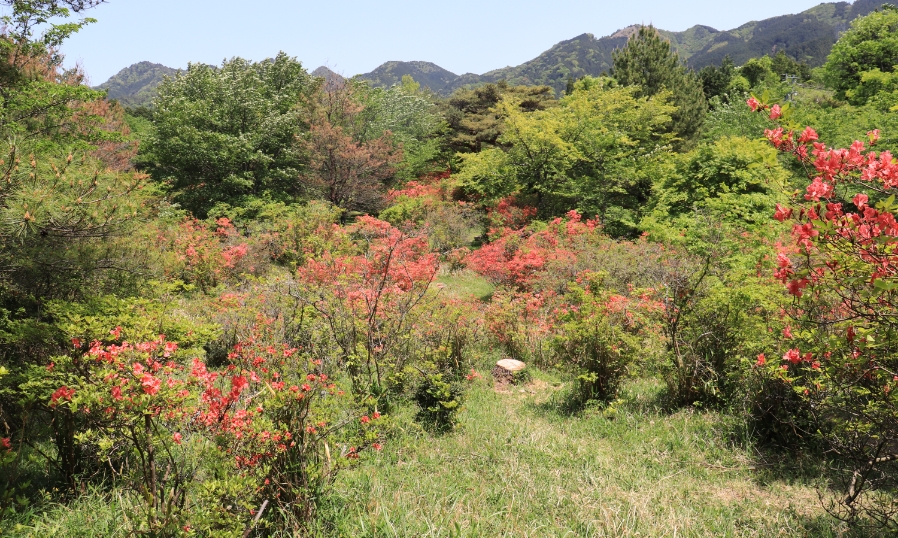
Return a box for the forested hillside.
[5,0,898,536]
[96,61,179,107]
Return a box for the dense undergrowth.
[2,1,898,536]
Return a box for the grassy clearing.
[436,270,495,302]
[7,373,879,537]
[321,373,862,537]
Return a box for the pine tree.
[611,25,707,148]
[699,56,735,102]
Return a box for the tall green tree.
[356,76,445,182]
[0,0,107,141]
[611,25,707,148]
[456,77,675,235]
[140,53,315,217]
[822,5,898,103]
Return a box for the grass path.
[326,375,857,537]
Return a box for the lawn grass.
[321,373,866,537]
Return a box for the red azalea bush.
[381,170,482,255]
[290,216,440,397]
[31,325,378,535]
[157,217,251,292]
[752,96,898,526]
[465,210,596,289]
[466,212,669,401]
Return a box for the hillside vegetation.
[4,1,898,536]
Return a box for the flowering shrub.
[197,336,380,529]
[27,325,378,534]
[465,210,596,289]
[485,195,538,233]
[290,216,439,399]
[38,335,206,534]
[551,272,662,403]
[157,217,250,292]
[381,171,481,255]
[754,95,898,526]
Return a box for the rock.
[496,359,526,372]
[492,359,527,385]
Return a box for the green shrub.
[551,272,654,405]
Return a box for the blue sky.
[44,0,829,85]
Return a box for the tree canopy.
[611,25,707,148]
[455,77,675,235]
[140,53,315,216]
[823,5,898,103]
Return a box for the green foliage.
[790,99,898,154]
[0,2,111,145]
[847,67,898,110]
[612,25,707,147]
[823,5,898,101]
[410,300,474,432]
[551,273,644,405]
[643,136,789,235]
[0,143,153,307]
[662,274,785,407]
[455,79,675,235]
[738,52,811,89]
[770,50,813,82]
[702,95,774,141]
[140,53,315,217]
[443,81,556,156]
[413,372,465,433]
[698,56,735,103]
[356,78,445,182]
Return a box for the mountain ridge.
[97,0,896,105]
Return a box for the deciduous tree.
[141,53,315,217]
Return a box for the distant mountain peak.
[358,61,459,93]
[610,25,641,39]
[311,66,346,86]
[95,62,180,108]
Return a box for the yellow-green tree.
[456,77,674,236]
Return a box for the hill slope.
[357,0,895,95]
[358,61,459,94]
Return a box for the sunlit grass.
[322,375,863,537]
[436,269,495,302]
[9,374,882,537]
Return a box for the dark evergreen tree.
[770,50,812,81]
[611,25,707,148]
[442,81,556,155]
[699,56,735,102]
